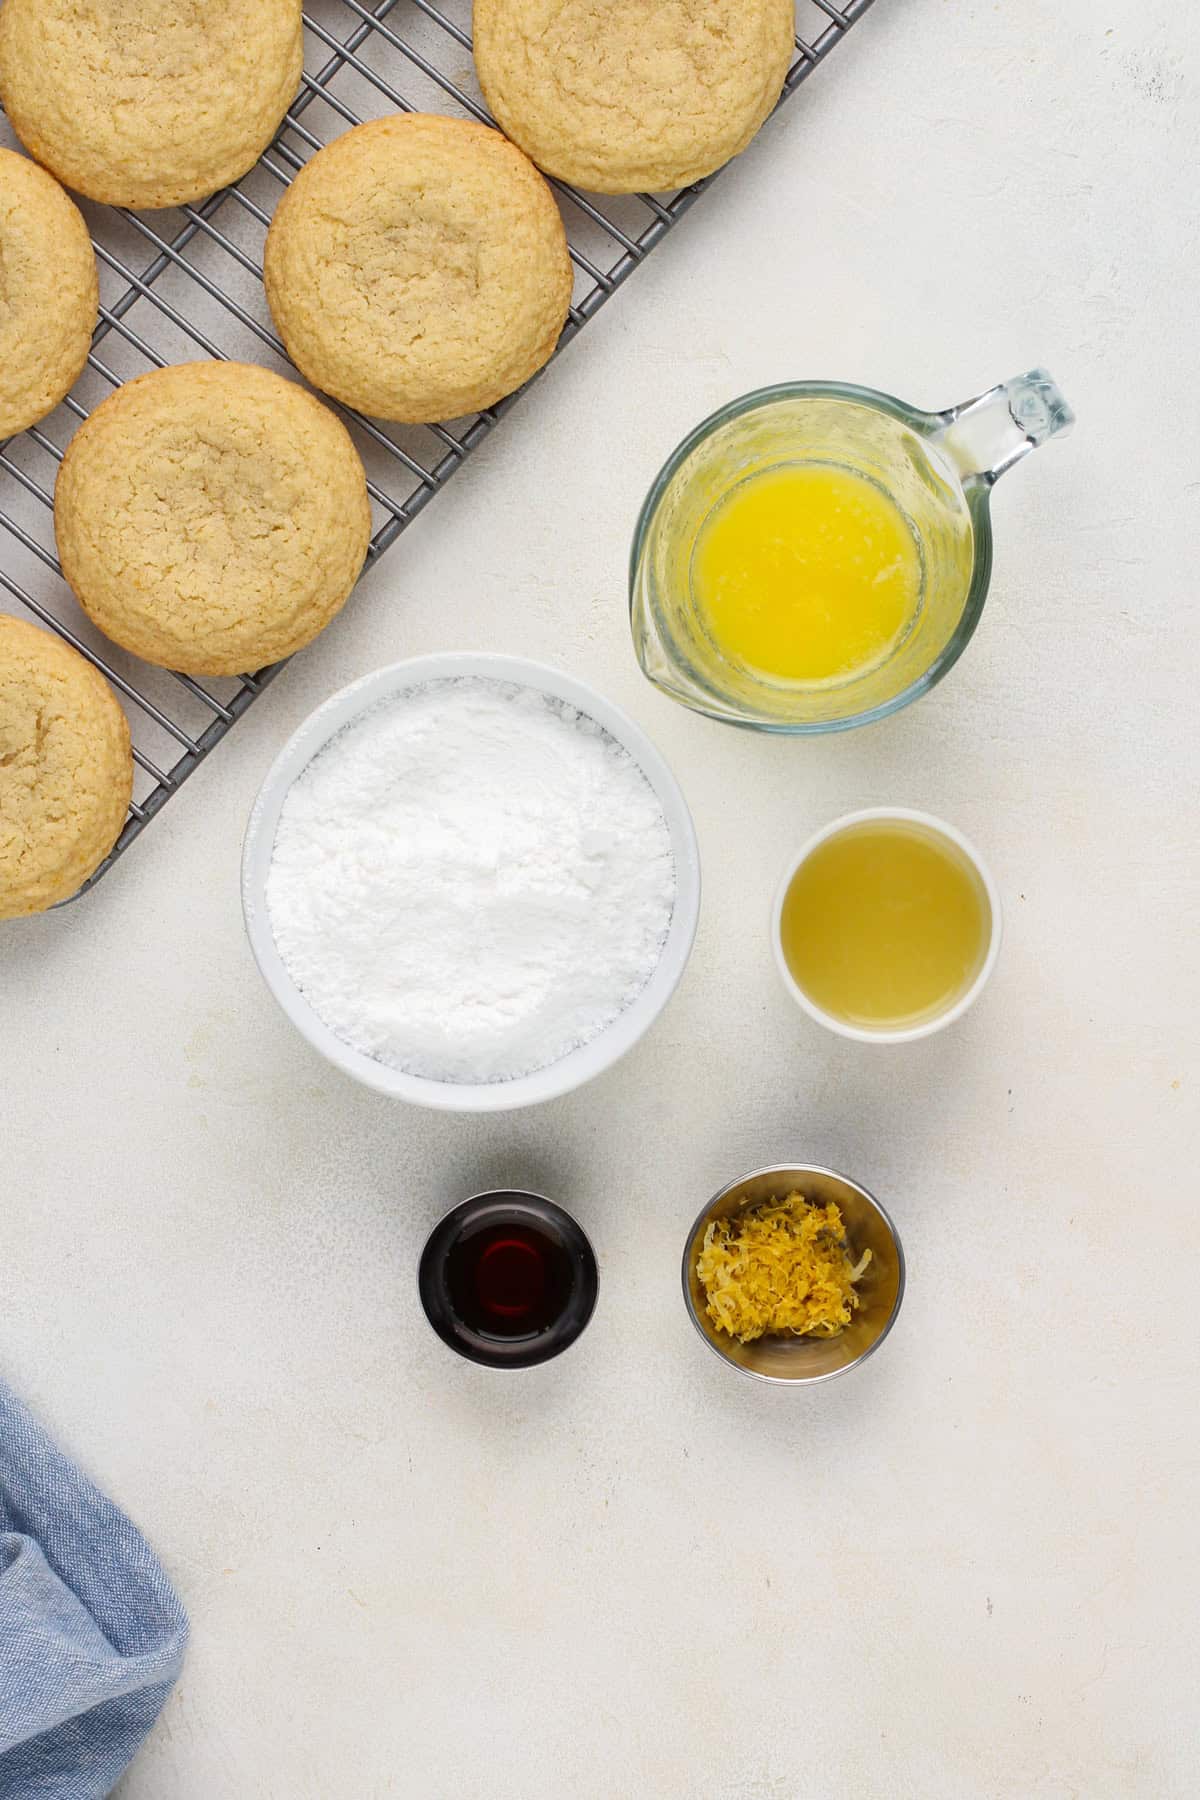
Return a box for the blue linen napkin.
[0,1381,187,1799]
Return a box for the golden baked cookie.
[473,0,795,194]
[0,613,132,918]
[55,363,372,677]
[263,114,573,424]
[0,0,303,209]
[0,150,98,438]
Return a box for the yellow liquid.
[780,821,990,1029]
[692,463,922,683]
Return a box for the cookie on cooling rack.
[54,363,371,678]
[473,0,795,194]
[0,614,132,918]
[263,114,573,423]
[0,150,98,439]
[0,0,303,209]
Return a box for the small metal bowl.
[682,1164,905,1385]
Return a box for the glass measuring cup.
[629,371,1073,732]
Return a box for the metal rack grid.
[0,0,876,897]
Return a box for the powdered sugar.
[265,677,677,1083]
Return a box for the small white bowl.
[771,806,1002,1044]
[242,653,701,1111]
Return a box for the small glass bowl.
[771,807,1003,1044]
[419,1190,599,1370]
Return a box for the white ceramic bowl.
[242,653,701,1111]
[771,806,1002,1044]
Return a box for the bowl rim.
[241,651,701,1112]
[770,806,1003,1044]
[681,1162,906,1386]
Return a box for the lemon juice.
[692,463,922,684]
[780,819,991,1029]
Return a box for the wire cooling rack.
[0,0,876,897]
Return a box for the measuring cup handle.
[928,369,1075,487]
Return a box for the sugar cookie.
[0,149,98,437]
[0,613,132,917]
[473,0,794,194]
[55,363,371,677]
[264,115,573,423]
[0,0,303,209]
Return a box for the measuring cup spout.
[928,369,1074,487]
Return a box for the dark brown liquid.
[419,1192,598,1369]
[446,1222,573,1341]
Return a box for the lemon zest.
[697,1192,871,1343]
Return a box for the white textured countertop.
[4,2,1198,1795]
